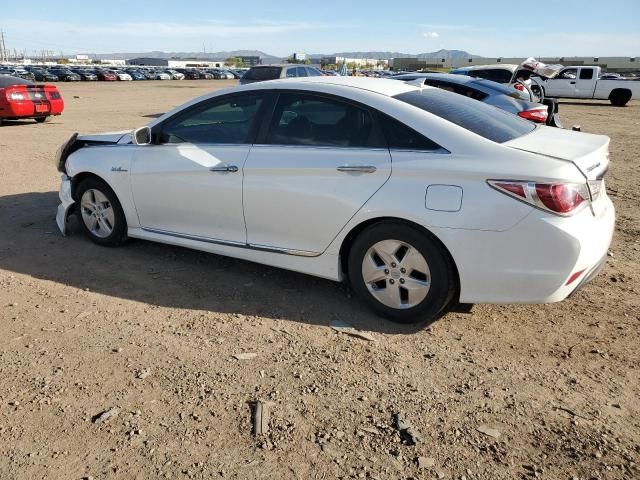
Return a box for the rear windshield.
[0,76,33,87]
[243,67,282,81]
[394,88,535,143]
[471,79,519,95]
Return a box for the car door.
[130,92,269,243]
[546,68,578,97]
[243,91,392,254]
[574,68,596,98]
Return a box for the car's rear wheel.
[75,177,128,247]
[609,89,631,107]
[347,222,456,323]
[35,117,48,123]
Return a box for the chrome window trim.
[250,144,389,152]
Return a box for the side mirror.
[132,126,152,145]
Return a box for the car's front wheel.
[75,177,128,247]
[347,222,456,324]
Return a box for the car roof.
[244,76,419,97]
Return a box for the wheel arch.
[608,87,632,98]
[70,171,115,201]
[338,216,461,301]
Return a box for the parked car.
[95,69,117,81]
[175,68,201,80]
[124,70,147,81]
[49,68,81,82]
[392,73,562,127]
[55,77,614,323]
[150,71,172,80]
[162,70,184,80]
[71,69,98,81]
[0,75,64,125]
[26,67,58,82]
[529,65,640,106]
[449,64,540,101]
[0,67,35,81]
[240,65,324,84]
[110,70,132,81]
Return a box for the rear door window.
[579,68,594,80]
[394,88,535,143]
[243,67,282,81]
[265,92,381,148]
[295,67,308,77]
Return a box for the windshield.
[243,67,282,81]
[394,88,535,143]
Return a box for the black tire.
[609,89,631,107]
[347,222,456,324]
[75,177,128,247]
[35,117,48,123]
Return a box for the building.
[391,56,639,74]
[127,57,169,67]
[318,56,388,70]
[238,56,261,66]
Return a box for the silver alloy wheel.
[80,188,115,239]
[362,239,431,309]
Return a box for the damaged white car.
[55,77,615,323]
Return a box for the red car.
[0,76,64,125]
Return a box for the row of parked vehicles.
[0,64,247,82]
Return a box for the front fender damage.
[55,174,75,235]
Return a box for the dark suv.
[240,65,323,85]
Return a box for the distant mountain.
[311,49,480,60]
[89,50,282,62]
[86,48,479,63]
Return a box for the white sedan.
[54,77,615,323]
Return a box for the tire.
[609,89,631,107]
[530,84,544,102]
[75,177,128,247]
[35,117,48,123]
[347,222,456,324]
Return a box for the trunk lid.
[504,126,609,181]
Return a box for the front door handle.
[337,165,377,174]
[570,81,576,84]
[209,164,239,173]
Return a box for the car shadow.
[0,191,434,334]
[558,101,617,107]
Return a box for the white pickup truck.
[532,66,640,106]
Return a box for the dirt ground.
[0,80,638,480]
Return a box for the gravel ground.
[0,81,638,480]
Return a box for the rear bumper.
[436,195,615,304]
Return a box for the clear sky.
[1,0,639,57]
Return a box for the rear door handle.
[337,165,377,173]
[209,164,239,173]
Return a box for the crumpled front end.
[56,174,74,235]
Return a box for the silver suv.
[240,65,324,85]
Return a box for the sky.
[1,0,639,57]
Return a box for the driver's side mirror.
[132,126,152,145]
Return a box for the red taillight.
[535,184,586,213]
[518,107,548,123]
[5,86,28,102]
[514,84,525,91]
[489,181,590,215]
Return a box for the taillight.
[488,180,590,215]
[6,88,27,101]
[518,107,548,123]
[514,84,525,91]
